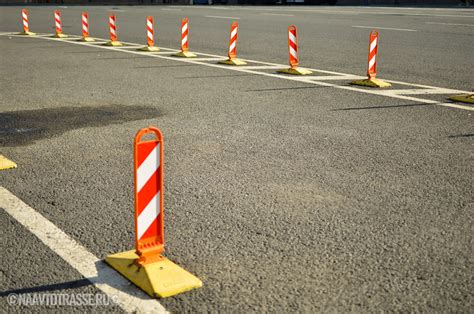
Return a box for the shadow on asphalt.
[0,105,160,147]
[449,134,474,138]
[135,64,200,69]
[0,279,92,296]
[176,73,257,79]
[332,103,433,111]
[246,86,329,92]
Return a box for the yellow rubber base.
[277,67,313,76]
[104,41,123,47]
[218,58,247,66]
[350,78,392,88]
[105,250,202,298]
[18,31,36,36]
[449,94,474,104]
[52,33,68,38]
[173,51,197,58]
[137,46,160,52]
[0,155,17,171]
[78,37,95,42]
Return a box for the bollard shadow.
[332,103,432,111]
[0,279,92,296]
[448,134,474,138]
[94,56,153,60]
[176,73,257,79]
[135,64,200,69]
[0,260,152,301]
[0,105,160,147]
[246,85,329,92]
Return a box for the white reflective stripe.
[181,35,188,46]
[147,20,153,29]
[55,13,60,19]
[22,12,27,19]
[137,192,160,240]
[369,38,377,53]
[110,28,116,35]
[230,27,238,39]
[229,41,236,53]
[368,56,376,69]
[110,18,115,26]
[182,22,188,34]
[82,16,87,23]
[23,21,28,26]
[136,144,160,192]
[147,30,153,40]
[56,22,61,29]
[289,32,297,44]
[83,25,88,31]
[289,46,297,58]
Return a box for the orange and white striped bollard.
[20,9,35,36]
[105,127,203,298]
[278,25,312,75]
[53,10,67,38]
[351,30,391,88]
[79,12,94,42]
[219,21,247,66]
[138,16,159,52]
[174,17,196,58]
[105,14,122,46]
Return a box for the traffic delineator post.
[52,10,68,38]
[104,14,123,47]
[138,16,160,52]
[0,154,17,171]
[449,91,474,104]
[19,9,35,36]
[78,12,94,42]
[173,18,197,58]
[105,127,202,298]
[350,30,391,88]
[277,25,312,76]
[219,22,247,66]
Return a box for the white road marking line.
[3,33,472,111]
[352,25,417,32]
[238,65,284,70]
[306,75,365,81]
[261,13,295,17]
[0,187,168,314]
[426,22,474,27]
[379,88,465,96]
[192,57,228,61]
[205,15,240,20]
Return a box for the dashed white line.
[352,25,418,32]
[1,32,472,111]
[261,13,295,17]
[205,15,240,20]
[426,22,474,27]
[0,186,168,313]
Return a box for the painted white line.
[426,22,474,27]
[352,25,417,32]
[3,33,472,111]
[205,15,240,20]
[0,187,168,313]
[305,75,365,81]
[379,88,465,96]
[192,57,228,61]
[238,65,285,70]
[261,13,295,17]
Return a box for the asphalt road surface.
[1,5,473,313]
